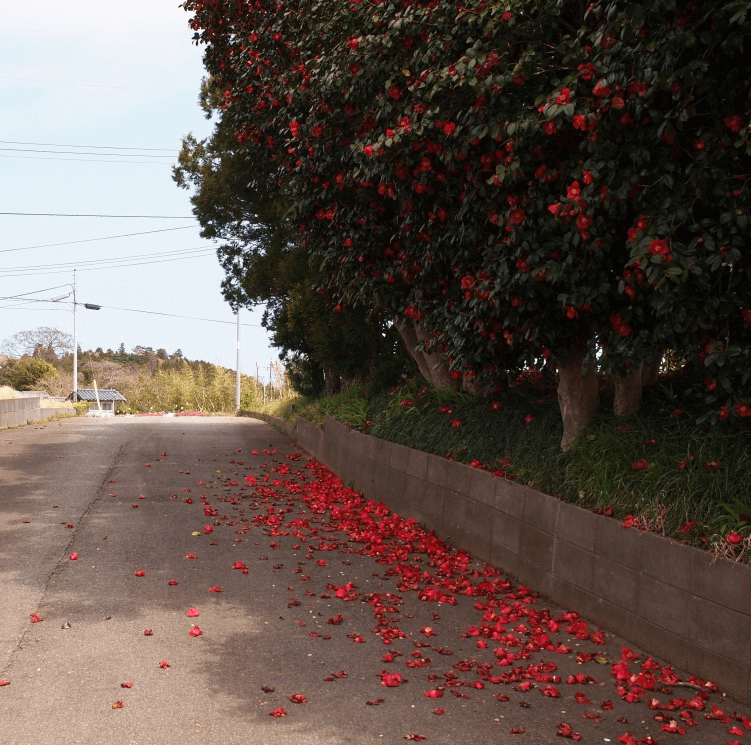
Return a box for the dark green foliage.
[0,357,57,390]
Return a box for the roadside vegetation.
[255,372,751,565]
[0,330,287,414]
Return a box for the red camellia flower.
[631,459,649,471]
[144,629,153,635]
[289,693,307,703]
[727,532,743,544]
[609,313,632,337]
[70,552,78,561]
[718,406,730,421]
[724,115,743,132]
[443,122,456,135]
[509,208,526,224]
[121,681,133,689]
[542,120,557,135]
[269,707,287,717]
[189,626,203,637]
[734,402,751,417]
[159,660,170,668]
[134,570,146,577]
[186,607,200,617]
[592,80,611,96]
[347,38,359,50]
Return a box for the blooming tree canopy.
[182,0,751,445]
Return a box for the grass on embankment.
[256,377,751,563]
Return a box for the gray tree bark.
[556,334,600,450]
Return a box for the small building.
[69,389,127,416]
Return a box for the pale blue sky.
[0,1,276,377]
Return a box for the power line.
[0,226,196,255]
[101,304,265,328]
[0,147,175,158]
[0,294,265,328]
[0,285,71,300]
[0,250,217,278]
[0,140,178,152]
[0,75,187,94]
[0,154,171,165]
[0,212,194,218]
[0,246,215,276]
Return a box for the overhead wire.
[0,147,175,158]
[0,140,178,152]
[0,212,194,218]
[0,246,217,278]
[0,154,172,165]
[0,226,197,255]
[0,294,264,328]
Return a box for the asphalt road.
[0,416,748,745]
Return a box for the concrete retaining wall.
[241,410,751,704]
[0,398,75,428]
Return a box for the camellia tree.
[183,0,750,446]
[174,81,405,395]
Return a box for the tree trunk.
[613,352,662,417]
[394,318,433,383]
[556,334,600,451]
[413,323,458,390]
[613,365,644,417]
[393,318,458,390]
[641,354,662,388]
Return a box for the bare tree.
[1,327,74,360]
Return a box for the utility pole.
[72,269,77,403]
[235,308,241,412]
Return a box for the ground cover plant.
[259,371,751,564]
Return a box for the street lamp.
[50,270,100,402]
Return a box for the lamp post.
[50,270,100,402]
[235,307,241,412]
